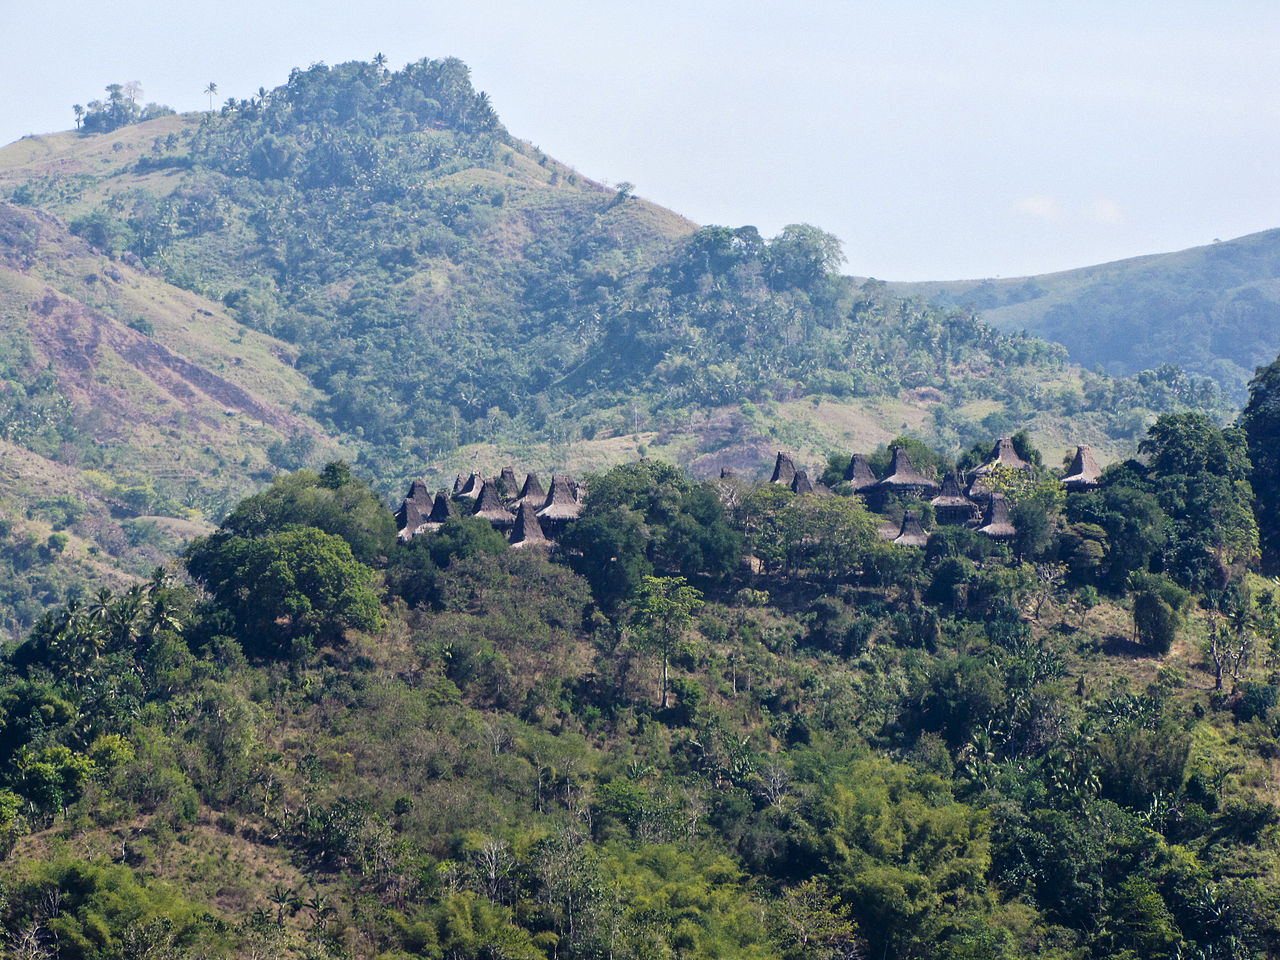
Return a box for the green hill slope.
[887,230,1280,401]
[0,56,1237,627]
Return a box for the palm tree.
[203,82,218,111]
[372,52,389,77]
[72,104,84,130]
[88,588,113,627]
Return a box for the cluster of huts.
[766,438,1102,548]
[395,468,582,548]
[395,439,1104,554]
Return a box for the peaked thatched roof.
[456,472,483,498]
[538,475,582,521]
[395,484,430,532]
[875,447,941,493]
[932,470,974,508]
[426,491,455,524]
[513,472,546,507]
[791,470,815,495]
[973,437,1031,476]
[1062,445,1102,490]
[474,479,515,526]
[771,452,797,484]
[720,467,735,479]
[499,466,520,500]
[979,494,1016,539]
[452,474,465,495]
[845,454,878,491]
[894,511,929,547]
[510,502,550,549]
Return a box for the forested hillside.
[2,382,1280,958]
[889,230,1280,403]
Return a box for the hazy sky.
[5,1,1280,280]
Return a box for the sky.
[4,1,1280,281]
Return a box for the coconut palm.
[203,82,218,111]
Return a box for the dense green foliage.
[1241,353,1280,571]
[1,406,1279,958]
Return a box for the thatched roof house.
[1062,445,1102,492]
[456,472,483,499]
[513,472,545,509]
[509,502,550,549]
[932,470,979,525]
[894,511,929,547]
[791,470,815,495]
[978,494,1016,540]
[426,491,455,525]
[474,479,515,528]
[973,437,1031,477]
[873,447,941,499]
[537,475,582,522]
[845,454,879,492]
[499,466,520,500]
[452,474,465,495]
[395,479,432,534]
[771,452,797,485]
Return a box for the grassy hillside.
[888,230,1280,402]
[0,201,337,627]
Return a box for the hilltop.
[887,230,1280,402]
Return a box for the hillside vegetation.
[0,57,1232,630]
[0,394,1279,958]
[888,230,1280,402]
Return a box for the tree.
[631,576,702,708]
[204,82,218,111]
[1139,412,1257,590]
[767,879,863,960]
[217,464,395,565]
[1129,572,1189,654]
[1241,351,1280,571]
[72,104,84,130]
[185,526,382,657]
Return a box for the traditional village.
[395,437,1105,550]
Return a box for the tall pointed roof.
[452,474,465,495]
[978,494,1016,539]
[973,437,1031,476]
[771,452,797,485]
[499,466,520,500]
[932,470,974,508]
[845,454,878,491]
[456,472,483,499]
[474,479,515,526]
[395,479,431,532]
[509,502,550,549]
[893,511,929,547]
[514,471,546,508]
[791,470,815,495]
[1062,445,1102,491]
[537,475,582,521]
[426,491,455,524]
[875,447,941,493]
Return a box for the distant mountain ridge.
[886,229,1280,401]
